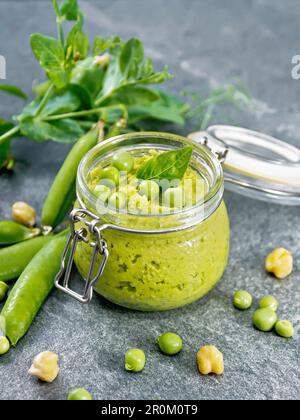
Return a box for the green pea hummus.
[74,149,230,311]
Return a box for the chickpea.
[28,351,59,383]
[197,345,224,375]
[12,202,36,227]
[266,248,293,279]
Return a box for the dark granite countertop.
[0,0,299,400]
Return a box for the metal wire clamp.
[55,208,109,304]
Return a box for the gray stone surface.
[0,0,299,400]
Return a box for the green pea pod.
[0,221,40,246]
[1,230,69,346]
[0,315,6,336]
[0,235,53,282]
[41,126,100,229]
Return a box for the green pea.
[233,291,253,310]
[163,187,185,208]
[139,180,160,200]
[157,332,183,355]
[0,221,40,246]
[259,295,279,312]
[253,308,278,332]
[99,167,120,188]
[125,348,146,372]
[93,184,111,203]
[68,388,93,401]
[108,192,126,210]
[275,320,294,338]
[0,336,10,356]
[112,151,134,172]
[0,282,9,303]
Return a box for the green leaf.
[93,36,122,56]
[128,91,189,125]
[137,147,193,181]
[0,84,27,100]
[120,38,144,79]
[30,34,68,88]
[60,0,79,21]
[104,86,160,106]
[66,24,89,62]
[0,118,14,135]
[20,117,84,143]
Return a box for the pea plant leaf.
[19,117,84,143]
[66,23,89,63]
[30,34,68,88]
[0,84,27,100]
[119,38,144,79]
[128,91,189,125]
[103,86,160,106]
[137,147,193,181]
[60,0,80,21]
[93,36,122,56]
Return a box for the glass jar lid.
[188,125,300,205]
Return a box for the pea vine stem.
[52,0,64,46]
[0,125,20,145]
[34,83,54,117]
[43,104,128,122]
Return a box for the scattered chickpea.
[12,202,36,227]
[197,345,224,376]
[265,248,293,279]
[28,351,59,383]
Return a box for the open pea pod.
[1,230,69,346]
[0,235,52,282]
[0,221,40,246]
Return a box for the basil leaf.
[20,117,84,143]
[60,0,79,21]
[30,34,68,88]
[137,147,193,181]
[66,24,89,62]
[0,84,27,100]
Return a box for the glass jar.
[59,132,229,311]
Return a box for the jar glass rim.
[77,131,224,231]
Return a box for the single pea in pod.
[0,336,10,356]
[1,230,69,346]
[157,332,183,355]
[41,126,100,229]
[125,348,146,373]
[0,221,40,246]
[68,388,93,401]
[0,235,53,282]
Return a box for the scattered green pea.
[112,151,134,172]
[0,282,9,302]
[125,348,146,372]
[275,320,294,338]
[99,166,120,188]
[253,308,278,332]
[108,192,126,210]
[68,388,93,401]
[157,332,183,355]
[163,187,185,208]
[0,336,10,356]
[139,180,160,200]
[233,290,253,310]
[259,295,278,312]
